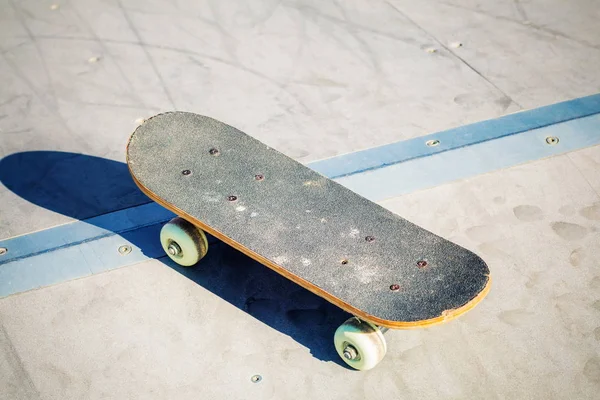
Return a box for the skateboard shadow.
[0,151,350,366]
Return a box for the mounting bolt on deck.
[545,136,559,145]
[0,247,7,256]
[389,284,400,292]
[209,148,220,156]
[417,260,428,268]
[251,375,262,383]
[227,195,238,202]
[254,174,264,181]
[365,236,375,242]
[181,169,191,176]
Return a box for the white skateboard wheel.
[160,217,208,266]
[334,317,387,370]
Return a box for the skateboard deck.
[126,112,490,330]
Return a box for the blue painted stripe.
[337,113,600,200]
[0,224,165,297]
[0,203,174,265]
[1,94,599,298]
[310,93,600,179]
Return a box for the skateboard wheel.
[160,217,208,266]
[334,317,387,370]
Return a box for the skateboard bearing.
[343,345,359,360]
[167,242,182,257]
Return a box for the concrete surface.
[2,0,600,237]
[1,146,599,399]
[1,0,600,399]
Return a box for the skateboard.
[126,112,491,370]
